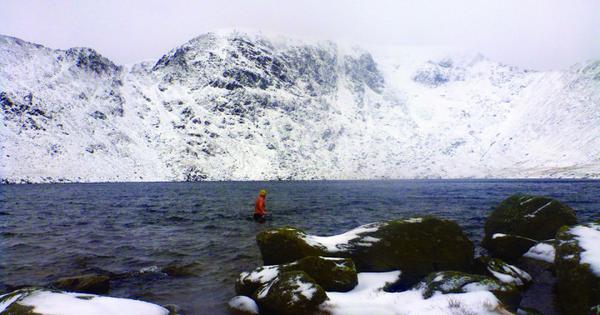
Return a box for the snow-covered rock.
[523,242,555,263]
[228,296,259,315]
[2,30,600,183]
[0,288,169,315]
[252,270,327,315]
[474,256,532,287]
[555,221,600,314]
[236,256,357,296]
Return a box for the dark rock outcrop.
[483,195,577,261]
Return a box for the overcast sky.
[1,0,599,70]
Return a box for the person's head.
[259,189,267,197]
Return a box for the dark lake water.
[1,180,599,314]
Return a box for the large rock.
[414,271,522,311]
[257,217,474,282]
[555,221,600,315]
[0,287,169,315]
[51,274,110,294]
[483,195,577,260]
[236,256,357,296]
[482,233,538,262]
[253,271,328,315]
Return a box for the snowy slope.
[1,30,599,183]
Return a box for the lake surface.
[1,180,599,314]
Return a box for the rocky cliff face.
[1,30,599,183]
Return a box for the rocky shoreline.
[1,194,599,314]
[229,194,599,315]
[0,262,201,314]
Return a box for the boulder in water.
[252,271,328,315]
[555,221,600,315]
[51,274,110,294]
[257,217,474,284]
[483,195,576,260]
[0,287,169,315]
[236,256,357,296]
[161,261,202,277]
[414,271,522,311]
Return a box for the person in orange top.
[253,189,267,223]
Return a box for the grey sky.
[1,0,599,70]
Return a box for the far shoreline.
[1,177,599,186]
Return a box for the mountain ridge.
[1,31,599,183]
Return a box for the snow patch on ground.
[323,271,504,315]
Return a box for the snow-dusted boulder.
[236,256,357,296]
[555,220,600,314]
[256,217,474,282]
[483,195,577,261]
[252,271,327,315]
[0,288,169,315]
[473,256,532,287]
[228,296,259,315]
[414,271,522,311]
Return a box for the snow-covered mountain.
[1,30,599,183]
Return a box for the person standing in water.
[254,189,267,223]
